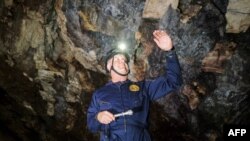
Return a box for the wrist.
[165,47,176,57]
[165,46,174,52]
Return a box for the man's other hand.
[96,111,115,124]
[153,30,173,51]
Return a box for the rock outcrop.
[0,0,249,141]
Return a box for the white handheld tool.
[114,110,133,118]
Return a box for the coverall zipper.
[119,84,127,133]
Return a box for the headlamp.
[117,42,127,51]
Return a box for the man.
[87,30,182,141]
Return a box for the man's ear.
[106,59,112,72]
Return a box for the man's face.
[107,54,129,75]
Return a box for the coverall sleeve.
[145,51,183,100]
[87,93,102,133]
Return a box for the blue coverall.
[87,52,182,141]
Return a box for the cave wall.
[0,0,249,141]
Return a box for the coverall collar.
[106,79,130,86]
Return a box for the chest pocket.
[130,91,143,109]
[98,100,112,111]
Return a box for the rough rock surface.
[0,0,249,141]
